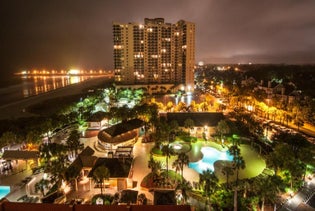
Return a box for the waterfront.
[0,75,114,120]
[0,75,107,107]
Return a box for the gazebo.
[2,150,40,170]
[97,119,144,151]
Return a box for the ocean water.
[0,75,95,107]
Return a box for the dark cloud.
[0,0,314,74]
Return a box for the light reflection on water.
[0,76,95,106]
[22,75,92,98]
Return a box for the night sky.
[1,0,315,74]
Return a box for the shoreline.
[0,76,114,120]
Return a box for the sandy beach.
[0,76,113,120]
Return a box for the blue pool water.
[0,186,10,199]
[189,147,233,174]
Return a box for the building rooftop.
[98,119,144,144]
[2,150,39,160]
[103,119,144,137]
[0,200,192,211]
[87,157,133,178]
[166,112,225,127]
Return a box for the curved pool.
[189,147,233,174]
[0,186,10,199]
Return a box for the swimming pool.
[0,186,10,199]
[189,147,233,174]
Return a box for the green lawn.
[189,140,266,183]
[149,139,266,184]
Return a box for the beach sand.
[0,76,113,120]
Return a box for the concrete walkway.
[278,176,315,210]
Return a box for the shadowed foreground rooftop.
[0,201,191,211]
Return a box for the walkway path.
[278,177,315,210]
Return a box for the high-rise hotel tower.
[113,18,195,92]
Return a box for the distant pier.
[15,69,114,77]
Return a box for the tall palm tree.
[175,179,192,205]
[177,153,190,180]
[252,175,285,211]
[266,147,285,176]
[221,163,234,188]
[228,144,246,211]
[172,159,181,181]
[199,169,219,211]
[228,145,245,183]
[161,144,174,181]
[45,156,68,187]
[216,120,230,143]
[92,165,110,195]
[148,155,162,182]
[66,129,83,158]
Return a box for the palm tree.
[228,144,246,211]
[0,131,18,149]
[161,144,174,181]
[216,120,230,143]
[35,178,50,196]
[272,132,309,159]
[45,156,68,187]
[177,153,190,181]
[172,159,181,181]
[92,165,110,195]
[265,145,286,176]
[175,179,192,205]
[66,129,83,158]
[148,155,162,182]
[25,130,42,146]
[221,162,234,188]
[199,169,219,211]
[40,118,54,142]
[228,145,245,183]
[184,118,194,134]
[252,175,285,211]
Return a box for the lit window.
[114,45,123,49]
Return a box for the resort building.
[113,18,195,93]
[87,157,134,191]
[86,111,110,130]
[166,112,225,138]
